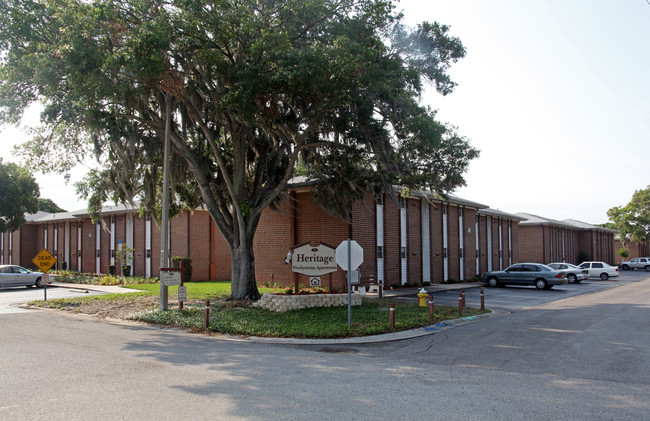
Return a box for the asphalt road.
[0,285,103,314]
[1,274,649,420]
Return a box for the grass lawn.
[123,280,282,299]
[34,281,489,338]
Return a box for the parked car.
[480,263,568,289]
[619,257,650,271]
[547,262,589,283]
[0,265,44,288]
[578,261,619,280]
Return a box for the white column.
[95,223,101,273]
[376,197,384,284]
[400,198,407,285]
[145,215,152,278]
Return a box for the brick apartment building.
[1,189,616,290]
[516,213,617,265]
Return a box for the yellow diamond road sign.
[32,249,57,273]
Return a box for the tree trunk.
[229,234,262,301]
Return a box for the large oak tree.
[0,0,478,300]
[0,159,39,232]
[607,186,650,247]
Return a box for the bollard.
[389,302,395,329]
[428,295,434,321]
[204,300,210,329]
[480,288,485,310]
[458,291,463,316]
[461,288,466,308]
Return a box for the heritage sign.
[291,242,337,276]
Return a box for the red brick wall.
[383,197,401,287]
[430,201,444,283]
[406,198,422,284]
[188,211,212,281]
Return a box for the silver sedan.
[0,265,44,288]
[547,262,589,283]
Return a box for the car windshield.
[537,264,554,271]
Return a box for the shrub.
[577,251,591,264]
[171,257,192,282]
[618,248,629,258]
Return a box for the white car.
[0,265,44,288]
[547,262,589,283]
[619,257,650,271]
[578,261,619,280]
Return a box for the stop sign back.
[336,240,363,271]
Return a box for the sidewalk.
[363,281,483,299]
[50,282,141,294]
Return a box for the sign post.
[336,240,363,326]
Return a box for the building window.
[146,249,151,258]
[443,248,447,258]
[400,197,407,209]
[377,246,383,259]
[96,250,101,258]
[376,195,384,206]
[400,247,406,259]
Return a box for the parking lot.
[426,270,647,312]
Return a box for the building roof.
[563,218,617,233]
[24,211,52,222]
[478,208,528,221]
[515,212,577,229]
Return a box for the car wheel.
[567,273,577,283]
[621,264,629,271]
[645,266,650,272]
[487,277,499,288]
[535,279,547,290]
[600,273,609,281]
[35,277,43,288]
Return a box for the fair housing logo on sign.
[291,242,337,276]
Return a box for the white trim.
[110,217,115,266]
[77,224,82,271]
[96,223,101,273]
[376,199,384,283]
[145,215,152,278]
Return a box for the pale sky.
[1,0,649,223]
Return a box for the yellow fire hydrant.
[417,288,428,307]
